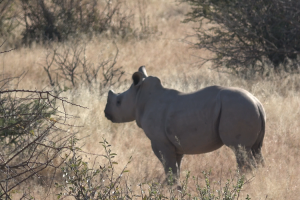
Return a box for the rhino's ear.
[132,72,144,86]
[138,66,148,78]
[107,90,116,100]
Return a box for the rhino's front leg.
[151,141,179,184]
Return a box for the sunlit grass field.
[1,0,300,199]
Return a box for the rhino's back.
[165,86,224,154]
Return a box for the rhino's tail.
[251,102,266,167]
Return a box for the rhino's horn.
[138,66,148,78]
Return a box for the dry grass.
[1,0,300,199]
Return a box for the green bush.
[183,0,300,75]
[0,92,54,145]
[0,86,84,199]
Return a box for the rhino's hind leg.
[233,146,257,173]
[251,122,265,167]
[251,146,265,167]
[176,154,184,177]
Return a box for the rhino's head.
[104,66,148,123]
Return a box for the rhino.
[104,66,266,181]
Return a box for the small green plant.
[55,138,132,199]
[136,170,251,200]
[192,170,251,200]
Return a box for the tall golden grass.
[2,0,300,199]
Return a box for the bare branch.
[0,89,88,109]
[0,40,15,54]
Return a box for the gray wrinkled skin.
[104,66,266,182]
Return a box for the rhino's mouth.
[104,111,113,121]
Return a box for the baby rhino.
[104,66,266,181]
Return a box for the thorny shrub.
[0,88,87,199]
[20,0,133,44]
[42,41,125,93]
[0,50,87,198]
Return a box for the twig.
[0,89,88,109]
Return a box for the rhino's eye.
[116,99,121,106]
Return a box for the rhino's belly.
[165,114,223,154]
[167,130,223,154]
